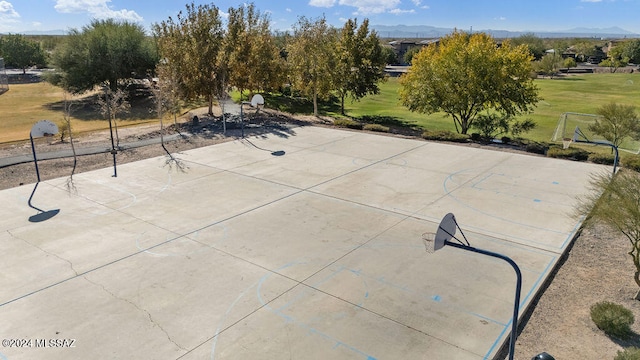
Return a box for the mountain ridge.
[371,24,638,38]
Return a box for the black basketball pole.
[30,133,41,182]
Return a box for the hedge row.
[331,122,640,172]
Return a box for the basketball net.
[562,138,572,149]
[422,232,437,254]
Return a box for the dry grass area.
[0,82,158,144]
[512,223,640,359]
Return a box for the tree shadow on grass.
[355,114,423,135]
[261,92,341,116]
[43,92,159,122]
[553,76,586,81]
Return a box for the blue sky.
[1,0,639,34]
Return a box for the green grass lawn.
[3,73,640,145]
[337,73,640,142]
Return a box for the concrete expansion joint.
[83,277,187,352]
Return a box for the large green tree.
[399,31,539,134]
[153,2,224,114]
[0,34,47,74]
[622,39,640,64]
[334,18,387,115]
[573,40,601,62]
[223,3,284,99]
[511,33,545,60]
[287,16,337,117]
[589,102,640,148]
[49,19,157,93]
[535,50,563,78]
[600,45,629,73]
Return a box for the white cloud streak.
[0,1,19,18]
[309,0,420,15]
[389,8,416,15]
[54,0,143,22]
[338,0,401,14]
[309,0,337,7]
[0,1,20,31]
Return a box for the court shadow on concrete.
[0,126,607,360]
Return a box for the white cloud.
[309,0,418,15]
[410,0,429,9]
[0,1,20,31]
[338,0,401,14]
[54,0,143,22]
[309,0,336,7]
[0,1,19,18]
[389,8,416,15]
[286,8,292,12]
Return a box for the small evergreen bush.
[615,347,640,360]
[546,146,589,161]
[363,124,390,133]
[590,301,635,339]
[422,130,470,143]
[588,153,616,165]
[333,119,363,130]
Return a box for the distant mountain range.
[371,25,638,39]
[7,25,639,39]
[4,30,67,36]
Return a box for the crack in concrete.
[7,229,79,276]
[83,276,187,352]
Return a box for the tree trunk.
[208,94,214,115]
[634,267,640,300]
[341,93,345,116]
[313,91,318,117]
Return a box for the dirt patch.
[1,109,638,360]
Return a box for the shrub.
[524,141,548,155]
[333,119,363,130]
[546,145,589,161]
[363,124,390,133]
[471,113,536,141]
[57,120,73,143]
[624,156,640,172]
[588,152,616,165]
[615,347,640,360]
[422,130,470,143]
[590,301,634,339]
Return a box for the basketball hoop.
[562,138,572,149]
[422,232,437,253]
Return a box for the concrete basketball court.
[0,125,607,359]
